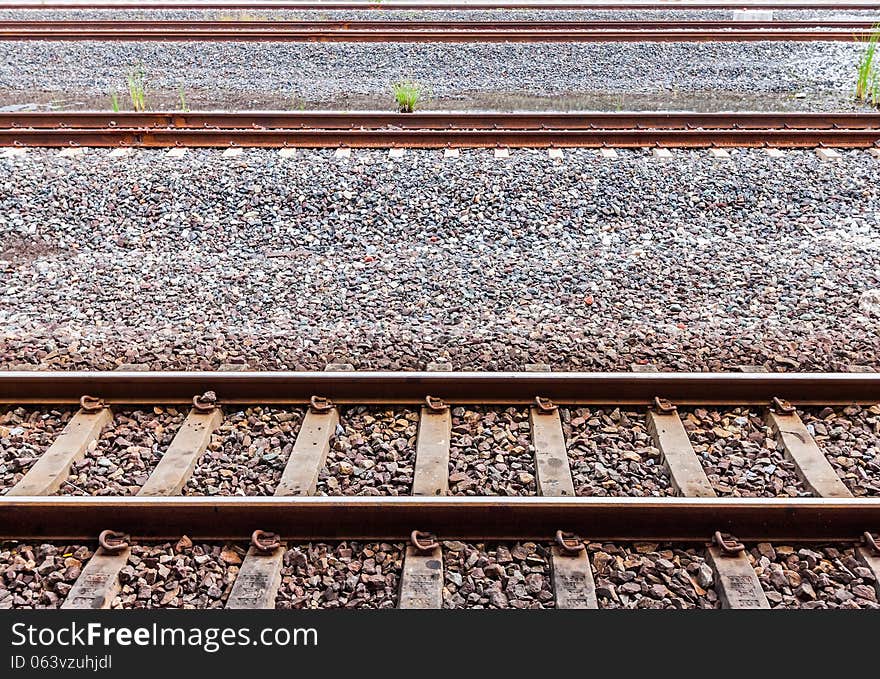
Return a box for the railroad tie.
[646,398,716,498]
[227,398,339,608]
[137,403,224,496]
[227,531,286,610]
[399,398,451,608]
[412,397,451,497]
[551,534,598,609]
[61,539,131,610]
[643,398,767,608]
[7,400,112,496]
[272,400,339,497]
[705,535,770,609]
[765,398,853,498]
[63,397,224,609]
[524,366,596,608]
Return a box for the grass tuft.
[126,63,147,112]
[178,85,189,112]
[856,26,880,107]
[392,81,423,113]
[110,91,120,113]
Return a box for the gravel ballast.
[58,407,185,496]
[801,405,880,496]
[0,407,72,494]
[183,407,304,496]
[0,542,93,609]
[752,543,880,609]
[0,9,871,111]
[442,541,554,609]
[562,407,673,496]
[316,407,417,496]
[682,407,809,497]
[2,148,878,373]
[275,541,403,609]
[589,542,720,609]
[115,538,241,609]
[449,407,536,495]
[0,39,864,112]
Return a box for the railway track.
[2,2,879,10]
[1,370,879,609]
[0,22,876,41]
[6,19,880,30]
[2,111,879,148]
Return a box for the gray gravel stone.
[801,405,880,497]
[0,542,92,609]
[0,408,72,494]
[589,542,720,609]
[114,539,240,609]
[57,408,185,496]
[184,407,304,496]
[2,149,878,373]
[442,541,554,609]
[753,543,880,609]
[449,407,536,495]
[275,541,403,609]
[562,407,673,496]
[682,407,809,497]
[316,407,417,496]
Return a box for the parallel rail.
[2,370,879,609]
[3,496,879,542]
[2,2,880,10]
[1,370,879,404]
[4,19,880,29]
[3,112,880,148]
[0,25,875,40]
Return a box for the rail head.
[0,370,877,405]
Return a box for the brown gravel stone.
[588,542,719,609]
[183,407,304,496]
[449,407,536,496]
[275,542,403,609]
[562,407,673,496]
[114,542,241,608]
[0,408,72,494]
[800,405,880,497]
[316,407,416,496]
[0,542,93,609]
[57,408,185,496]
[682,407,809,497]
[753,544,880,609]
[442,541,554,609]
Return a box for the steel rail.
[4,19,880,29]
[0,371,878,405]
[4,111,880,130]
[1,496,878,542]
[3,127,879,147]
[3,2,880,11]
[0,27,874,40]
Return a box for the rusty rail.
[0,26,875,41]
[2,112,880,148]
[2,2,879,10]
[4,19,880,29]
[4,111,879,130]
[0,370,878,405]
[0,496,878,542]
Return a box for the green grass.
[110,92,120,113]
[392,81,422,113]
[856,27,879,106]
[178,85,189,112]
[126,64,147,112]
